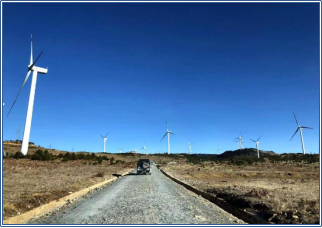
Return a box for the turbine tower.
[250,135,262,158]
[217,145,221,154]
[161,120,174,154]
[234,133,244,149]
[100,132,109,153]
[188,142,193,155]
[290,113,312,154]
[7,33,48,155]
[141,144,147,155]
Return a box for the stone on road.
[31,166,244,224]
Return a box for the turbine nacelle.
[28,65,48,74]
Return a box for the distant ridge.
[217,148,277,159]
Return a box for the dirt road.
[31,166,244,224]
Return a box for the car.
[137,159,152,175]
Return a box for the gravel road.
[31,166,244,224]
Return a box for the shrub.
[13,151,25,159]
[31,149,53,161]
[110,157,115,165]
[31,153,42,160]
[71,153,77,160]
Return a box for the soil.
[162,161,319,224]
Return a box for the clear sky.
[2,2,320,154]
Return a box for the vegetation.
[13,152,25,159]
[30,149,53,161]
[7,149,126,165]
[182,152,319,165]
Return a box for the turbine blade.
[250,139,256,142]
[28,51,43,71]
[290,128,299,141]
[170,132,174,135]
[7,70,32,117]
[105,132,109,137]
[30,32,33,65]
[160,132,167,142]
[301,126,313,129]
[293,112,299,126]
[100,134,104,138]
[257,135,262,141]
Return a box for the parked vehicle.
[137,159,152,175]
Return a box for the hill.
[217,148,277,159]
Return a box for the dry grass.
[2,159,134,219]
[163,161,319,224]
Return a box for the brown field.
[2,142,319,224]
[2,159,134,220]
[162,160,319,224]
[2,141,176,220]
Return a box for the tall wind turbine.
[7,33,48,155]
[118,147,123,153]
[217,145,221,154]
[250,135,262,158]
[100,132,109,153]
[234,133,244,149]
[141,144,147,155]
[290,113,312,154]
[160,120,174,154]
[188,142,193,155]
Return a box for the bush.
[13,151,25,159]
[31,149,53,161]
[110,157,115,165]
[96,156,103,164]
[63,152,71,161]
[31,153,42,160]
[71,153,77,160]
[77,153,86,160]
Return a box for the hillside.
[217,148,277,159]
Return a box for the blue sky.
[2,2,320,154]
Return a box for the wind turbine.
[250,135,262,158]
[100,132,109,153]
[7,33,48,155]
[118,147,123,153]
[290,113,312,154]
[188,142,193,155]
[160,120,174,154]
[141,144,147,155]
[217,145,221,154]
[234,133,243,149]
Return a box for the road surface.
[31,166,244,224]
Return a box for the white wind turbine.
[234,132,243,149]
[141,144,147,155]
[250,135,262,158]
[118,147,123,153]
[188,142,193,155]
[7,33,48,155]
[160,120,174,154]
[290,113,312,154]
[100,132,109,153]
[217,145,221,154]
